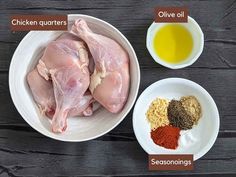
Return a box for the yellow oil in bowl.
[153,24,193,64]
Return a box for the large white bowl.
[133,78,219,160]
[9,14,140,142]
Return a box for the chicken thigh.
[72,19,130,113]
[36,33,92,133]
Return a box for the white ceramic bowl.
[133,78,219,160]
[146,16,204,69]
[9,14,140,142]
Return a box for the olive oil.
[153,24,193,64]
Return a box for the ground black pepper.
[167,100,194,130]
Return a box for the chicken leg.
[72,19,130,113]
[36,33,91,132]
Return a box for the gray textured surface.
[0,0,236,176]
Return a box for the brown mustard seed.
[167,100,194,130]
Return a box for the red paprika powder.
[151,125,180,149]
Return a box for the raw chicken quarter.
[27,19,130,133]
[72,19,130,113]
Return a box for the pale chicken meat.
[72,19,130,113]
[68,91,93,117]
[27,69,56,118]
[27,19,130,134]
[27,69,93,119]
[35,33,92,133]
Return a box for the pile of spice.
[180,96,202,125]
[151,125,180,149]
[146,98,169,130]
[168,100,194,130]
[146,96,202,150]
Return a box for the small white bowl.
[133,78,219,160]
[146,16,204,69]
[9,14,140,142]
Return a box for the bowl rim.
[9,14,140,142]
[146,16,204,69]
[132,77,220,160]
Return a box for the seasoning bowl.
[133,78,219,160]
[9,14,140,142]
[146,16,204,69]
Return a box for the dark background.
[0,0,236,176]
